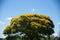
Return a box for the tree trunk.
[33,37,40,40]
[48,35,50,40]
[29,36,33,40]
[37,37,40,40]
[29,36,40,40]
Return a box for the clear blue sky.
[0,0,60,38]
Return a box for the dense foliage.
[3,14,54,40]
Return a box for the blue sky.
[0,0,60,38]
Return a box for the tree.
[3,14,54,40]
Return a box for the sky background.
[0,0,60,38]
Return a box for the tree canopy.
[3,14,54,40]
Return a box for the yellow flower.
[11,29,16,33]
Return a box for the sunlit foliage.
[3,14,54,40]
